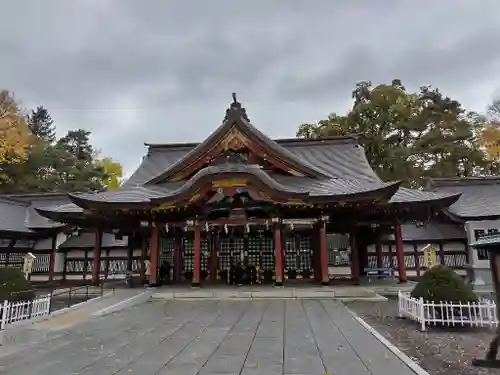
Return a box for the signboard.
[422,244,438,269]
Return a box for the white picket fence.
[397,290,498,331]
[0,295,51,330]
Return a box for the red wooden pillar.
[192,221,201,287]
[210,232,219,282]
[92,229,102,285]
[149,225,160,285]
[394,223,407,283]
[273,219,284,286]
[350,228,360,285]
[319,219,329,285]
[375,230,383,269]
[48,234,57,281]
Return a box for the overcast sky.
[2,0,500,176]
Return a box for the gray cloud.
[1,0,500,175]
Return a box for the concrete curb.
[91,291,151,317]
[150,291,387,301]
[347,307,430,375]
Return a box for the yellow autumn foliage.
[99,157,123,191]
[479,122,500,161]
[0,90,30,165]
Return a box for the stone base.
[472,358,500,368]
[191,282,201,288]
[321,280,330,286]
[274,281,283,287]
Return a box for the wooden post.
[149,225,160,285]
[375,230,383,269]
[140,236,148,284]
[192,221,201,287]
[48,234,57,281]
[174,231,183,282]
[319,219,329,285]
[394,223,407,283]
[273,219,283,286]
[350,228,360,285]
[126,243,133,287]
[92,229,102,285]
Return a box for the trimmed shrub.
[411,265,477,303]
[0,267,35,302]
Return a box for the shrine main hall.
[35,96,460,286]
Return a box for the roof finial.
[223,92,250,123]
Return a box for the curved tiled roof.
[428,177,500,219]
[147,108,328,183]
[124,136,379,188]
[65,164,401,207]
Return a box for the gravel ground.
[346,298,500,375]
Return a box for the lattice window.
[32,254,50,273]
[132,259,141,272]
[87,260,93,273]
[297,235,312,273]
[404,254,416,268]
[66,260,85,273]
[183,238,194,272]
[284,237,296,270]
[8,252,24,268]
[218,236,244,270]
[219,237,232,271]
[201,238,208,271]
[0,252,6,266]
[108,260,127,274]
[382,255,392,268]
[327,233,350,267]
[367,255,377,268]
[444,254,467,268]
[159,238,175,265]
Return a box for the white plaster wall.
[109,249,127,258]
[66,250,86,258]
[54,232,67,274]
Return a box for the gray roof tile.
[386,221,466,241]
[0,198,32,234]
[59,232,128,249]
[428,177,500,219]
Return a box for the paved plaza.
[0,299,419,375]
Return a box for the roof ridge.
[145,135,360,150]
[428,176,500,188]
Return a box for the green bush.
[0,267,35,302]
[411,265,477,303]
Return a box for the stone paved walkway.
[0,299,419,375]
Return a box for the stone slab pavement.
[0,288,149,358]
[0,299,421,375]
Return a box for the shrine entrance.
[284,232,314,280]
[217,225,275,284]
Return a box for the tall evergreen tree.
[28,106,55,143]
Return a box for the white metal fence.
[0,295,51,330]
[397,290,498,331]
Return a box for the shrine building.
[32,96,462,286]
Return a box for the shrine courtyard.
[0,298,422,375]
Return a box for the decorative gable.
[148,95,327,184]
